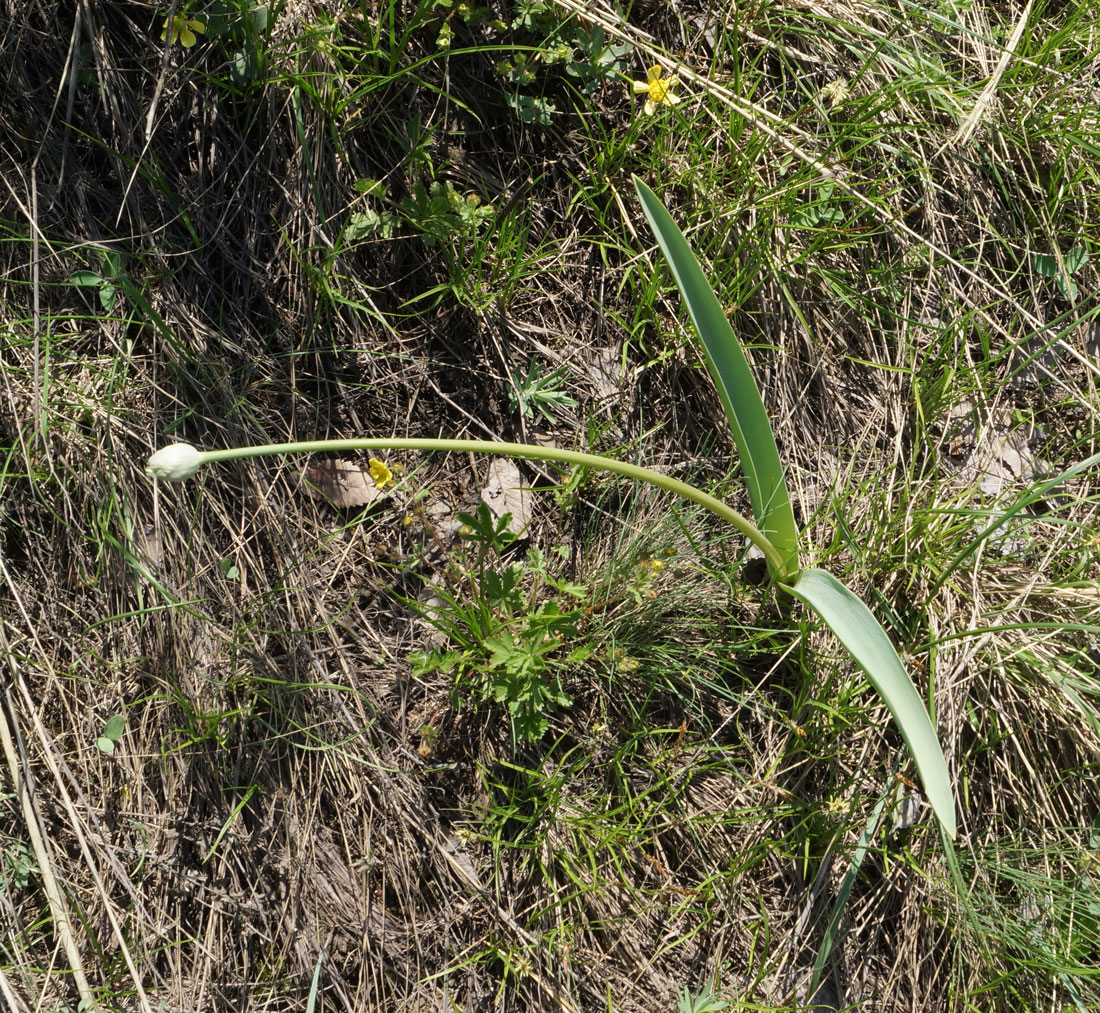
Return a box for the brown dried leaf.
[946,407,1051,497]
[480,458,532,537]
[304,459,386,508]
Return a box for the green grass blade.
[633,176,799,578]
[784,568,956,838]
[809,778,893,996]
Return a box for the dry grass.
[2,0,1100,1010]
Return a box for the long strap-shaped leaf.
[784,568,956,838]
[634,177,799,579]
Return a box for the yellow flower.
[161,14,206,47]
[368,458,395,489]
[632,65,682,116]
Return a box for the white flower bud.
[146,443,205,481]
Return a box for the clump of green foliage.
[409,503,589,740]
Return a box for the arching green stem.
[175,438,791,580]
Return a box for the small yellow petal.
[180,27,196,46]
[187,19,206,34]
[647,65,663,83]
[368,458,395,489]
[644,97,656,115]
[632,79,651,94]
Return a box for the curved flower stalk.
[147,437,786,579]
[146,429,955,838]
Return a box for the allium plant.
[147,178,956,839]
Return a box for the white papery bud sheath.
[146,443,205,481]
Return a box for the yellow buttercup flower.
[632,65,682,116]
[368,458,396,490]
[162,14,206,47]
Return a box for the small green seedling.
[202,1,271,86]
[564,26,633,95]
[790,184,845,229]
[400,181,494,246]
[1033,245,1088,300]
[505,92,556,126]
[409,503,585,740]
[675,984,730,1013]
[0,834,38,890]
[95,713,126,755]
[346,180,398,242]
[508,359,577,424]
[70,251,123,313]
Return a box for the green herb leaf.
[783,568,956,838]
[633,177,799,579]
[1065,245,1089,273]
[102,713,126,741]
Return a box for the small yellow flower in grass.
[824,795,848,814]
[161,13,206,47]
[368,458,395,490]
[632,65,682,116]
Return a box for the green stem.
[196,438,790,580]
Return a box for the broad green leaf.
[100,250,123,278]
[1065,245,1089,273]
[634,177,799,578]
[95,736,115,755]
[1032,253,1057,278]
[1034,248,1087,299]
[102,713,126,741]
[784,568,956,838]
[69,270,103,287]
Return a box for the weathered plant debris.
[480,458,532,536]
[304,459,388,508]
